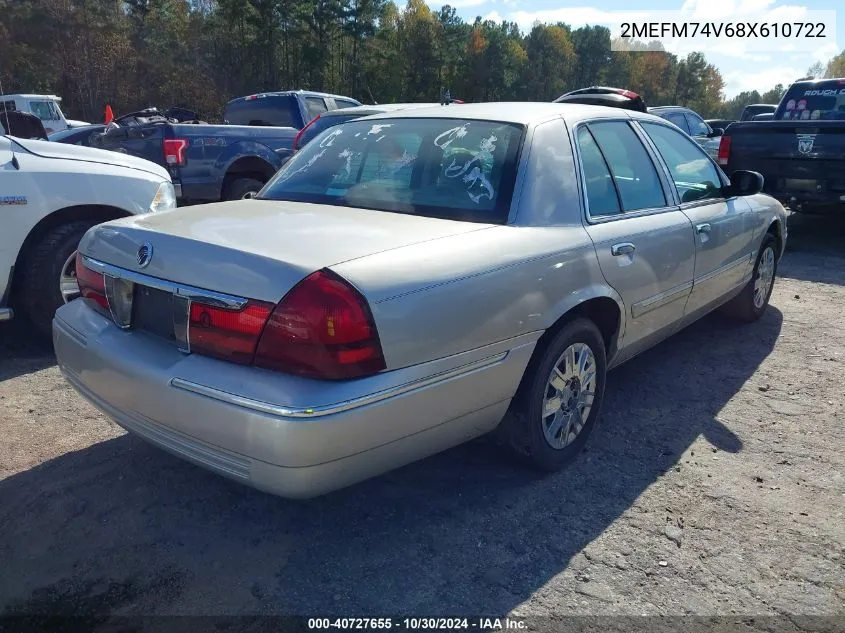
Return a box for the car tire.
[495,317,607,472]
[18,221,97,337]
[720,233,778,322]
[223,177,265,201]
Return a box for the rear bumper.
[53,300,535,498]
[760,175,845,209]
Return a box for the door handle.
[611,242,636,256]
[696,223,711,234]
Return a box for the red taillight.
[254,269,386,380]
[163,138,188,167]
[188,300,274,364]
[617,89,640,99]
[293,114,320,150]
[75,253,109,315]
[717,135,732,165]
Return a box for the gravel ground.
[0,212,843,620]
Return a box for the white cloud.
[433,0,488,8]
[482,9,504,22]
[722,64,802,97]
[508,7,651,31]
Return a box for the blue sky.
[435,0,842,98]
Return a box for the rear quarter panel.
[334,226,620,371]
[742,193,789,256]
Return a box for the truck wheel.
[223,178,265,201]
[720,233,778,322]
[18,221,97,337]
[495,318,607,472]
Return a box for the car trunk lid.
[80,199,493,304]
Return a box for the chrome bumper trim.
[82,255,247,310]
[171,351,509,419]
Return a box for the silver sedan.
[53,103,787,498]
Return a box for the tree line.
[2,0,845,124]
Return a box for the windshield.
[260,117,524,224]
[776,82,845,121]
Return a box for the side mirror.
[242,191,255,200]
[709,127,724,137]
[725,170,764,197]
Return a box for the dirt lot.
[1,213,843,620]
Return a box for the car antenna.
[0,71,19,168]
[0,71,12,138]
[366,85,378,105]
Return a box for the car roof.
[362,101,671,126]
[226,90,360,104]
[1,94,62,100]
[647,105,687,112]
[319,103,441,117]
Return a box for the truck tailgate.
[724,121,845,204]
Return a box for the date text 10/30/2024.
[307,618,527,630]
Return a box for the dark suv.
[647,105,724,159]
[553,88,723,160]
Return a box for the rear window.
[223,96,296,127]
[298,114,361,149]
[777,81,845,121]
[260,117,524,224]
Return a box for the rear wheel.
[720,233,778,322]
[496,318,607,472]
[223,177,265,201]
[18,221,96,337]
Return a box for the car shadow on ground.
[0,320,55,380]
[780,212,845,287]
[0,307,782,617]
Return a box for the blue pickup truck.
[89,90,361,202]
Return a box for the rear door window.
[685,112,710,137]
[304,97,328,122]
[664,112,690,134]
[333,99,360,110]
[577,126,622,217]
[586,121,667,212]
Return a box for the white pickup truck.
[1,134,176,335]
[0,94,89,134]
